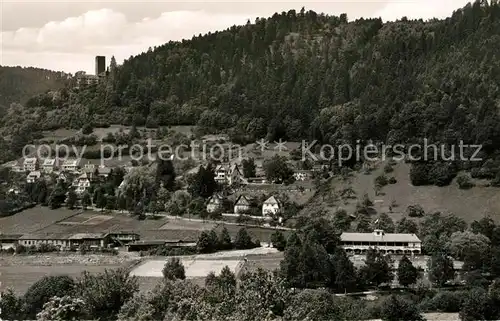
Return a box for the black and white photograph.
[1,0,500,320]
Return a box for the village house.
[98,166,112,178]
[26,171,42,184]
[42,158,57,173]
[18,232,111,250]
[293,170,312,181]
[234,195,252,214]
[340,229,422,255]
[62,158,80,173]
[262,195,282,216]
[106,232,140,246]
[73,172,91,194]
[23,157,38,172]
[57,172,69,183]
[214,164,242,185]
[206,194,224,213]
[0,234,22,250]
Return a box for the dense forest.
[2,1,500,179]
[0,66,69,110]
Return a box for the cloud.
[372,0,471,21]
[1,8,251,73]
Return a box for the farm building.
[62,158,80,172]
[18,232,111,249]
[0,234,22,250]
[340,229,422,255]
[127,240,196,252]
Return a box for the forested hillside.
[2,2,500,177]
[0,66,68,109]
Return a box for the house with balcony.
[340,229,422,255]
[23,157,38,172]
[214,164,242,185]
[262,196,282,217]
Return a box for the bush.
[422,290,465,312]
[162,257,186,280]
[406,204,425,218]
[388,177,397,184]
[384,164,394,173]
[456,173,474,189]
[375,175,389,187]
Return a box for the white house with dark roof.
[262,196,282,216]
[26,171,42,183]
[62,158,80,173]
[234,195,252,214]
[206,194,224,213]
[23,157,38,172]
[340,229,422,255]
[73,172,91,194]
[42,158,57,173]
[214,164,242,185]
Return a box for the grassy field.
[301,160,500,224]
[0,207,78,234]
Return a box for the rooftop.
[42,158,56,166]
[23,157,37,165]
[341,230,421,243]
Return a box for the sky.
[0,0,471,74]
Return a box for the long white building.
[340,229,422,255]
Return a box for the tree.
[242,158,256,178]
[356,215,372,232]
[460,287,496,321]
[428,252,455,287]
[162,257,186,280]
[374,213,395,233]
[24,275,75,318]
[81,191,91,209]
[218,227,233,250]
[271,230,287,251]
[234,228,255,249]
[406,204,425,218]
[332,248,358,293]
[447,230,490,261]
[397,255,419,287]
[66,189,77,209]
[187,165,216,198]
[333,209,351,232]
[76,268,138,321]
[397,217,419,234]
[360,249,393,287]
[156,159,176,191]
[36,296,87,321]
[82,123,93,135]
[95,190,106,211]
[0,289,24,320]
[197,230,218,253]
[284,289,341,321]
[263,155,294,184]
[380,295,425,321]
